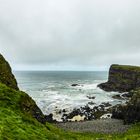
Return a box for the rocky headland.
[98,64,140,92]
[98,64,140,124]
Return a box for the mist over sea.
[14,71,126,121]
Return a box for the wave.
[26,81,126,122]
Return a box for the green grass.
[111,64,140,72]
[0,83,140,140]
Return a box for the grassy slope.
[111,64,140,72]
[0,83,140,140]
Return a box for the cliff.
[0,54,46,124]
[98,64,140,92]
[0,54,19,90]
[98,64,140,124]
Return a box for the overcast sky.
[0,0,140,71]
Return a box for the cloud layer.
[0,0,140,70]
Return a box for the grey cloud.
[0,0,140,70]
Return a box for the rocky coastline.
[0,54,140,139]
[48,64,140,124]
[0,53,139,127]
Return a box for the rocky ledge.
[98,64,140,92]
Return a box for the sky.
[0,0,140,71]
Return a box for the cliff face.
[0,54,46,124]
[98,64,140,92]
[98,64,140,124]
[0,54,19,90]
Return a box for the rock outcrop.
[112,89,140,124]
[0,54,19,90]
[98,64,140,92]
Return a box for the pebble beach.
[55,119,131,134]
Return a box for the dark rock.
[87,96,95,99]
[61,103,113,122]
[71,84,79,87]
[112,94,123,100]
[112,89,140,124]
[101,102,112,107]
[98,64,140,92]
[112,105,126,120]
[45,114,56,123]
[121,92,133,98]
[62,109,66,113]
[0,54,19,90]
[88,102,95,105]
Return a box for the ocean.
[14,71,126,122]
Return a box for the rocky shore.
[54,64,140,124]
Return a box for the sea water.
[14,71,125,121]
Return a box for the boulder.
[71,84,79,87]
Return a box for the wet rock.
[101,102,112,107]
[112,94,123,100]
[62,109,66,113]
[87,96,95,99]
[45,114,56,123]
[71,84,79,87]
[61,103,114,122]
[121,92,133,98]
[88,102,96,105]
